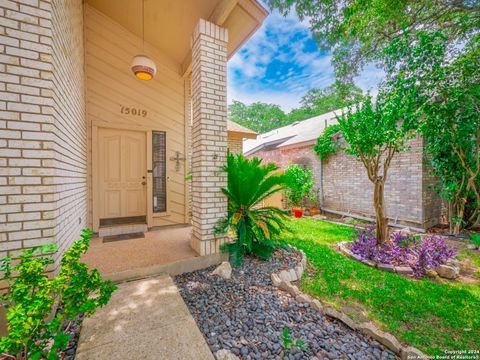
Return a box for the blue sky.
[227,10,384,112]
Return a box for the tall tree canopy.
[300,83,363,112]
[394,31,480,232]
[228,100,288,133]
[267,0,480,83]
[229,83,363,133]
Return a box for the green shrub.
[215,153,289,265]
[0,229,117,360]
[284,165,316,207]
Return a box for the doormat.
[103,232,145,243]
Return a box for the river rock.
[211,261,232,280]
[436,264,459,279]
[215,349,240,360]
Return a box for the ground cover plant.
[216,153,289,265]
[350,226,457,277]
[282,326,307,356]
[0,229,116,360]
[278,218,480,356]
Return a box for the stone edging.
[337,241,460,280]
[271,247,427,360]
[337,241,414,275]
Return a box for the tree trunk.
[448,200,454,233]
[373,179,388,244]
[453,196,466,234]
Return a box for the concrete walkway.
[75,274,215,360]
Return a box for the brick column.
[190,19,228,256]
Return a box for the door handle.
[141,181,147,185]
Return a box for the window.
[152,131,166,213]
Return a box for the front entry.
[98,128,147,221]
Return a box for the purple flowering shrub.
[350,226,456,278]
[410,235,457,277]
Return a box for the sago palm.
[216,153,288,265]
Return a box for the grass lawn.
[278,218,480,356]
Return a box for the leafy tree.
[406,34,479,232]
[229,83,363,133]
[286,107,319,123]
[336,84,419,243]
[0,229,116,359]
[215,153,289,265]
[301,82,363,112]
[228,100,288,133]
[379,29,479,232]
[267,0,479,84]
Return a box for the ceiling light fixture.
[131,0,156,80]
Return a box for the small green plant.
[0,229,117,360]
[282,327,307,356]
[215,153,289,266]
[284,165,316,207]
[470,234,480,249]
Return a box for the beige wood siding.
[85,5,187,230]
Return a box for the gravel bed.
[175,248,398,360]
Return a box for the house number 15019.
[120,106,147,117]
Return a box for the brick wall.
[251,135,442,228]
[0,0,86,265]
[322,135,425,226]
[252,144,322,194]
[227,135,243,154]
[50,0,86,263]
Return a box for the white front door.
[98,128,147,219]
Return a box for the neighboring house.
[0,1,267,264]
[244,110,442,230]
[227,120,257,153]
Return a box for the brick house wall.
[50,0,87,263]
[251,135,442,228]
[0,0,86,267]
[227,135,243,154]
[322,135,423,226]
[252,144,322,195]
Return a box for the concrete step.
[98,223,147,237]
[104,251,228,284]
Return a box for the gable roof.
[227,120,257,139]
[243,108,343,155]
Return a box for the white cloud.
[227,10,383,112]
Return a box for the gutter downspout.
[319,159,324,206]
[319,118,327,206]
